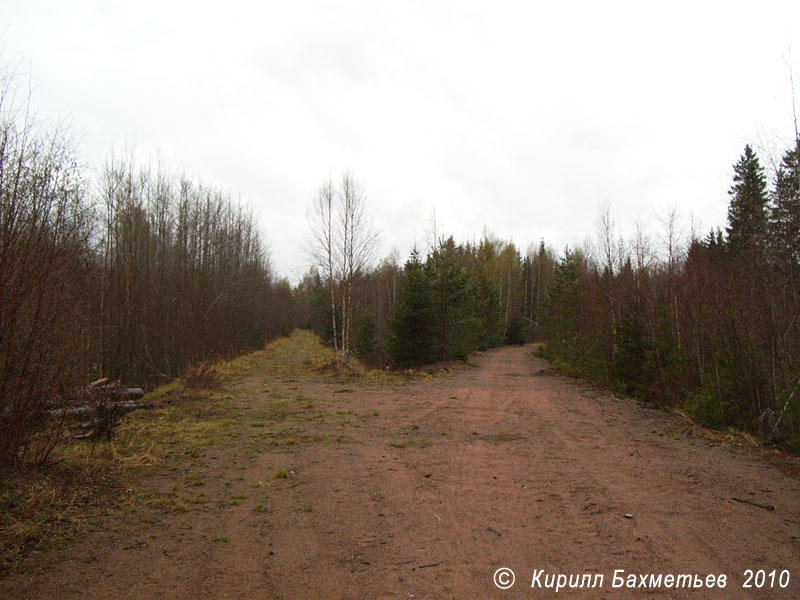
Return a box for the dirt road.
[4,345,799,598]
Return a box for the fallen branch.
[732,497,776,511]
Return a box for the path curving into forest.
[3,345,799,599]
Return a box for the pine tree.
[726,145,768,256]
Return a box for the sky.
[3,0,799,281]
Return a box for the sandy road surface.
[3,345,799,599]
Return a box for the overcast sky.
[3,0,799,280]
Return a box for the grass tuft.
[184,361,220,390]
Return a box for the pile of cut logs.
[53,378,147,440]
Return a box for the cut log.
[50,401,148,418]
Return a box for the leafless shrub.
[0,65,93,467]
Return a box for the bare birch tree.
[306,172,379,360]
[306,178,339,357]
[338,171,379,358]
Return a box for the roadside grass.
[0,462,125,573]
[0,329,389,576]
[0,381,238,575]
[111,393,236,466]
[534,344,800,470]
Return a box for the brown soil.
[3,345,799,599]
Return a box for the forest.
[2,65,799,471]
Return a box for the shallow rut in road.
[4,345,799,599]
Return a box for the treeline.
[0,77,289,466]
[96,156,286,383]
[294,173,553,366]
[536,143,799,450]
[294,228,553,364]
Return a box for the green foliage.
[639,292,684,405]
[429,237,473,361]
[469,264,503,350]
[543,247,581,360]
[505,316,528,345]
[301,271,327,332]
[389,250,436,366]
[685,383,727,430]
[523,240,555,338]
[317,303,342,349]
[726,144,768,256]
[770,147,800,270]
[0,476,26,511]
[614,298,646,395]
[353,311,378,360]
[388,236,530,365]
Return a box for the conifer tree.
[429,236,472,360]
[353,310,377,360]
[544,248,582,360]
[726,145,768,256]
[614,259,646,395]
[640,291,683,404]
[770,147,800,270]
[388,249,436,366]
[469,266,502,351]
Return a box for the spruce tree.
[544,247,581,361]
[468,267,502,351]
[353,310,377,360]
[612,259,644,394]
[770,147,800,269]
[726,145,768,256]
[308,273,340,347]
[388,249,436,366]
[640,290,683,405]
[531,239,553,334]
[429,237,472,360]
